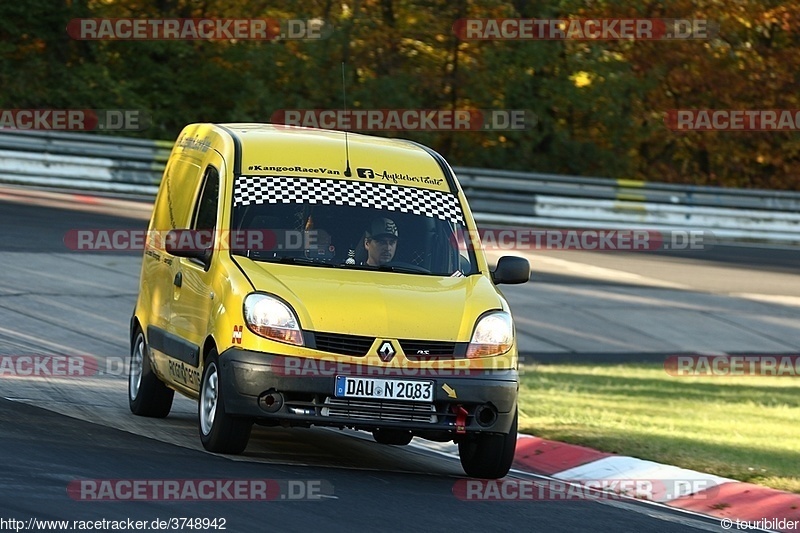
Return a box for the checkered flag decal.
[234,176,464,224]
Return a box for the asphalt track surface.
[1,187,796,532]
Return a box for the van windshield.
[230,175,478,276]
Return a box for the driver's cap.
[368,218,399,240]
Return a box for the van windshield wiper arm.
[234,250,335,267]
[339,262,431,274]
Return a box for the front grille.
[321,397,437,423]
[399,339,465,359]
[312,332,374,356]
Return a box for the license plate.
[335,376,434,402]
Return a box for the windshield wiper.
[233,250,335,267]
[277,256,335,267]
[339,262,431,274]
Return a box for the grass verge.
[517,363,800,493]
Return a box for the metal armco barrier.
[1,130,798,243]
[455,168,800,243]
[0,129,170,195]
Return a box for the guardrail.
[0,129,169,196]
[1,129,799,243]
[456,168,800,243]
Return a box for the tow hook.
[454,405,468,434]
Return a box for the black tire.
[458,409,518,479]
[128,329,174,418]
[372,429,413,446]
[199,349,253,454]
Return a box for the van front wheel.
[199,350,253,454]
[458,409,517,479]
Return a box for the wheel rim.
[200,362,218,435]
[129,334,144,401]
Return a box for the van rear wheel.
[199,349,253,454]
[128,329,174,418]
[458,409,517,479]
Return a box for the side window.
[187,166,219,267]
[192,166,219,233]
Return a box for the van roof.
[214,123,456,193]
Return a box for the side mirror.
[492,255,530,284]
[165,229,213,263]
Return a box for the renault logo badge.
[377,340,396,362]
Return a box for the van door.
[145,154,203,382]
[168,154,224,393]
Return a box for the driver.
[363,217,399,266]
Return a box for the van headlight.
[244,294,304,346]
[466,312,513,358]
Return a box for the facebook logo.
[356,168,375,179]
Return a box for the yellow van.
[129,123,529,479]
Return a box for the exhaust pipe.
[474,403,498,428]
[258,389,284,413]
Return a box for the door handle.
[174,272,182,288]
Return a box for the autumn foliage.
[1,0,798,189]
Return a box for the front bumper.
[217,348,519,436]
